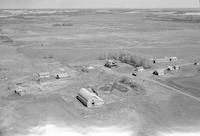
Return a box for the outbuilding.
[38,72,50,78]
[36,72,50,79]
[14,86,26,96]
[33,72,50,81]
[194,62,200,66]
[166,66,174,71]
[153,69,165,76]
[87,66,95,70]
[77,88,104,108]
[52,72,69,79]
[135,66,145,72]
[153,57,169,63]
[173,65,180,70]
[132,72,137,76]
[169,57,178,61]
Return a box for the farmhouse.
[77,88,104,108]
[104,59,117,68]
[153,69,165,76]
[135,66,144,72]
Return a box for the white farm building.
[77,88,104,108]
[52,72,69,79]
[135,66,145,72]
[169,57,178,61]
[153,69,165,76]
[14,86,26,96]
[33,72,50,80]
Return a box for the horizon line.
[0,7,199,10]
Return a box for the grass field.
[1,9,200,136]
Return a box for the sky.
[0,0,199,9]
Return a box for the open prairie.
[0,9,200,136]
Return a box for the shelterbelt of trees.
[99,52,152,69]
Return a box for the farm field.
[166,72,200,98]
[174,75,200,90]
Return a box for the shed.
[87,66,95,70]
[153,69,165,76]
[38,72,50,78]
[77,88,104,108]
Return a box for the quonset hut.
[33,72,50,81]
[77,88,104,108]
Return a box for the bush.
[118,77,132,85]
[118,77,146,94]
[43,55,53,59]
[113,82,129,93]
[81,68,89,73]
[99,84,112,92]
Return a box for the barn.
[77,88,104,108]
